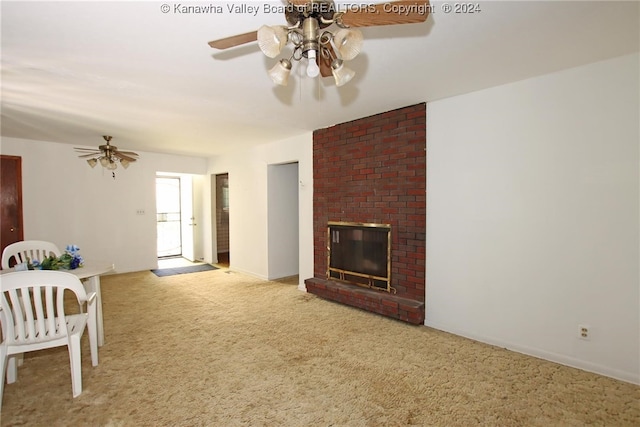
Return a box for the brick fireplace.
[304,103,426,325]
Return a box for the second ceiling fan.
[75,135,139,171]
[208,0,431,86]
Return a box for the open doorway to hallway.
[215,173,230,268]
[267,162,299,280]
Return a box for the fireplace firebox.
[327,221,392,293]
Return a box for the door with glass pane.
[156,177,182,257]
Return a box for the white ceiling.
[1,1,638,157]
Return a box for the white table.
[68,262,114,347]
[0,261,114,346]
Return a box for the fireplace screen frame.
[327,221,393,293]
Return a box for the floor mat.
[151,264,218,277]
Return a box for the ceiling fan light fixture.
[257,25,288,58]
[331,59,355,87]
[332,28,363,61]
[86,158,98,168]
[208,0,432,91]
[268,59,292,86]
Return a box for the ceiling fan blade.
[74,147,100,151]
[113,152,137,162]
[208,31,258,49]
[319,45,335,78]
[77,153,100,158]
[117,150,139,156]
[340,0,430,27]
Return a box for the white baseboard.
[226,266,268,281]
[424,320,639,385]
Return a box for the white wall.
[426,53,639,383]
[0,137,208,273]
[267,162,300,280]
[206,133,313,289]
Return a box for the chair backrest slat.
[6,289,25,340]
[55,287,66,335]
[33,286,46,338]
[22,288,37,339]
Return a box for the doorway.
[156,176,182,258]
[215,173,230,267]
[267,162,299,280]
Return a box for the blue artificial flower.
[66,244,80,255]
[70,257,81,269]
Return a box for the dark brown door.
[1,155,24,258]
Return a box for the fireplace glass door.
[327,222,392,292]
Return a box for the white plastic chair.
[1,240,61,269]
[0,270,98,408]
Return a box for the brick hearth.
[305,278,425,324]
[305,103,426,325]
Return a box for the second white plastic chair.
[1,240,61,270]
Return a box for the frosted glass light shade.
[257,25,288,58]
[331,59,355,87]
[99,157,109,167]
[120,159,130,169]
[268,59,292,86]
[86,158,98,168]
[332,29,363,61]
[107,160,117,170]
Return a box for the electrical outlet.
[579,324,590,340]
[136,209,145,215]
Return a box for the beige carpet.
[1,269,638,426]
